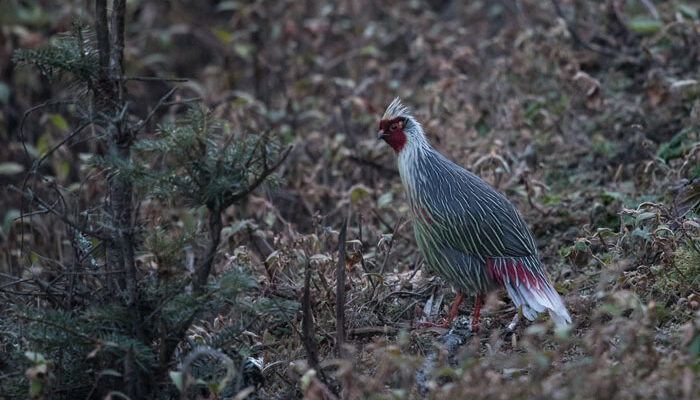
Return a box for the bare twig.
[333,326,399,337]
[162,97,202,107]
[379,216,403,275]
[123,75,189,82]
[372,210,411,242]
[10,186,108,241]
[193,207,224,293]
[302,262,320,370]
[135,86,178,131]
[522,171,549,215]
[335,211,348,358]
[17,98,74,257]
[226,145,293,204]
[32,122,90,174]
[357,213,376,292]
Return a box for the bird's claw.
[470,318,479,333]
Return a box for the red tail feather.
[487,259,543,293]
[486,258,571,325]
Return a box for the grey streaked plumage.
[383,98,571,326]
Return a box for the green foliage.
[654,247,700,298]
[656,127,697,161]
[3,264,262,397]
[5,19,288,397]
[12,23,99,82]
[134,107,284,211]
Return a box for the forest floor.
[2,1,700,399]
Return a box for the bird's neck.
[397,129,433,197]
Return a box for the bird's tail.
[487,258,572,326]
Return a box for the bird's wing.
[413,153,536,259]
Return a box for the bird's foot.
[470,318,479,333]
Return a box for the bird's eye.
[390,123,399,131]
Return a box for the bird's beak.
[377,130,385,140]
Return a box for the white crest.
[382,97,410,120]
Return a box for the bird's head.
[377,98,424,153]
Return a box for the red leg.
[423,293,464,328]
[471,294,484,332]
[448,293,465,323]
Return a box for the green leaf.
[600,303,621,316]
[377,192,393,208]
[300,369,315,391]
[211,28,232,44]
[264,212,276,227]
[635,211,657,224]
[596,227,614,239]
[689,336,700,357]
[310,254,331,263]
[350,184,370,203]
[574,240,587,252]
[104,391,131,400]
[0,162,25,175]
[0,82,9,104]
[525,324,547,335]
[24,351,46,364]
[2,209,20,238]
[265,250,280,266]
[541,194,561,205]
[677,4,698,20]
[657,128,695,161]
[599,189,625,202]
[227,219,253,236]
[475,117,490,137]
[361,45,379,56]
[169,371,184,392]
[206,382,219,393]
[57,161,70,181]
[36,134,52,157]
[49,113,69,132]
[29,380,43,397]
[217,1,240,11]
[310,233,321,251]
[234,43,253,58]
[632,227,650,241]
[628,17,662,35]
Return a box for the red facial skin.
[378,117,407,153]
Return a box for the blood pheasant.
[378,98,571,331]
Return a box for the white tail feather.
[504,280,572,326]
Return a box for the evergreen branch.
[223,145,293,205]
[15,314,125,350]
